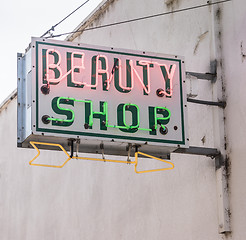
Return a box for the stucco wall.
[0,96,219,240]
[220,0,246,239]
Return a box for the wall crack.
[194,31,209,55]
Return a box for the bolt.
[160,126,168,135]
[156,88,164,97]
[42,115,50,124]
[41,85,50,95]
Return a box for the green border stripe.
[35,41,186,145]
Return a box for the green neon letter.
[50,97,75,127]
[148,106,171,135]
[117,103,139,133]
[85,101,108,130]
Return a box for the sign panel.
[18,38,188,155]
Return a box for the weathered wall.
[0,97,218,240]
[0,0,245,239]
[0,96,218,240]
[220,0,246,239]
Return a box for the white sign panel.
[18,38,188,154]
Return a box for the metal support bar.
[68,139,75,158]
[187,98,226,108]
[186,71,216,81]
[174,146,220,158]
[17,53,26,145]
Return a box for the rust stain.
[240,41,246,62]
[165,0,179,9]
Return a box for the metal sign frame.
[17,38,188,156]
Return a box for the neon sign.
[17,37,188,154]
[46,97,170,133]
[43,48,175,96]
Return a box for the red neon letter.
[46,49,63,84]
[90,55,109,88]
[158,64,176,97]
[70,52,85,85]
[137,60,176,97]
[129,60,151,94]
[46,49,86,85]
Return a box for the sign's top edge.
[30,37,185,61]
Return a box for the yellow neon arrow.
[134,151,174,174]
[29,141,72,168]
[29,141,174,173]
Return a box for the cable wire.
[40,0,90,38]
[46,0,232,39]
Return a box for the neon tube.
[106,59,151,93]
[122,103,139,129]
[47,97,171,133]
[29,141,71,168]
[142,60,176,97]
[89,55,109,88]
[154,106,171,130]
[47,97,92,123]
[46,49,63,84]
[158,64,176,97]
[118,60,132,91]
[134,151,174,174]
[105,58,118,90]
[133,60,176,97]
[129,60,151,94]
[29,142,174,173]
[70,52,85,85]
[46,49,74,84]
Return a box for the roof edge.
[0,89,17,113]
[66,0,116,42]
